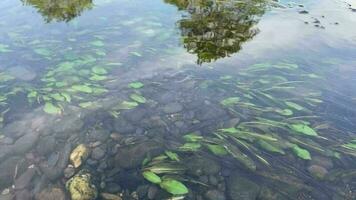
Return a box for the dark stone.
[113,118,135,134]
[204,190,226,200]
[195,105,226,121]
[91,147,106,160]
[15,189,32,200]
[299,10,309,14]
[227,173,260,200]
[114,140,163,169]
[136,185,149,199]
[64,166,76,179]
[0,157,24,189]
[87,129,110,143]
[209,175,219,186]
[40,143,71,181]
[35,186,66,200]
[14,167,37,190]
[36,136,56,156]
[147,185,158,200]
[105,182,121,193]
[185,156,221,176]
[122,108,147,123]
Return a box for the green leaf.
[71,85,93,93]
[206,144,228,156]
[34,48,51,56]
[165,151,180,161]
[90,74,107,81]
[159,179,188,195]
[342,140,356,150]
[290,124,318,136]
[90,40,104,47]
[50,93,65,101]
[179,143,201,151]
[130,93,146,103]
[257,140,285,155]
[61,93,71,102]
[0,44,11,53]
[292,145,311,160]
[220,97,240,106]
[143,171,162,184]
[115,101,138,110]
[27,91,38,98]
[43,102,61,114]
[275,109,293,116]
[0,73,14,82]
[285,101,304,111]
[128,82,144,89]
[79,102,97,108]
[92,87,108,95]
[183,133,203,142]
[91,66,108,75]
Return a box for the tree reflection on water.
[21,0,93,22]
[165,0,267,64]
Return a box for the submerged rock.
[35,186,66,200]
[66,171,97,200]
[100,193,122,200]
[185,156,221,176]
[114,139,163,169]
[0,157,23,189]
[7,66,37,81]
[163,102,183,114]
[70,144,90,168]
[308,165,328,180]
[227,173,260,200]
[204,189,226,200]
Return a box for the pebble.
[204,190,226,200]
[101,193,122,200]
[308,165,328,180]
[91,147,106,160]
[163,102,183,114]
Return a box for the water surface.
[0,0,355,199]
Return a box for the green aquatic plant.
[128,81,144,89]
[142,151,188,197]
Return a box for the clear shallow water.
[0,0,355,200]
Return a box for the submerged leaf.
[179,143,201,151]
[34,48,51,56]
[128,82,144,89]
[92,66,108,75]
[285,101,304,111]
[292,145,311,160]
[220,97,240,106]
[290,124,318,136]
[165,151,180,161]
[206,144,228,156]
[258,140,285,155]
[275,109,293,116]
[116,101,139,110]
[90,40,104,47]
[183,133,203,142]
[159,179,188,195]
[43,102,61,114]
[71,85,93,93]
[90,74,107,81]
[143,171,162,184]
[130,93,146,103]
